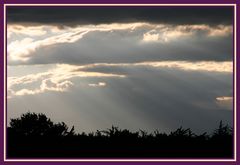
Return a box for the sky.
[7,6,234,134]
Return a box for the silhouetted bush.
[7,112,233,158]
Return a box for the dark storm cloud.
[7,6,233,26]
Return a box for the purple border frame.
[0,0,239,164]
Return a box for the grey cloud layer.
[7,61,232,98]
[30,33,233,64]
[7,23,233,65]
[7,7,233,26]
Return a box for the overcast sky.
[7,6,234,134]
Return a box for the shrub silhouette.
[212,120,232,137]
[101,126,139,139]
[7,112,233,158]
[170,127,194,138]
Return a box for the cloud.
[216,96,233,101]
[216,96,233,110]
[142,24,232,42]
[143,30,160,42]
[7,7,233,26]
[7,23,148,62]
[7,23,233,64]
[7,25,49,38]
[81,61,233,73]
[142,26,191,43]
[8,60,232,98]
[136,61,233,73]
[8,38,35,61]
[7,71,51,89]
[207,25,233,37]
[88,82,106,87]
[13,79,73,96]
[8,64,125,98]
[8,28,90,61]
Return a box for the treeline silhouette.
[7,112,233,158]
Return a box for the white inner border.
[3,3,237,162]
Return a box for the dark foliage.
[8,112,75,136]
[7,112,233,158]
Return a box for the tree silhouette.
[7,112,233,158]
[8,112,75,136]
